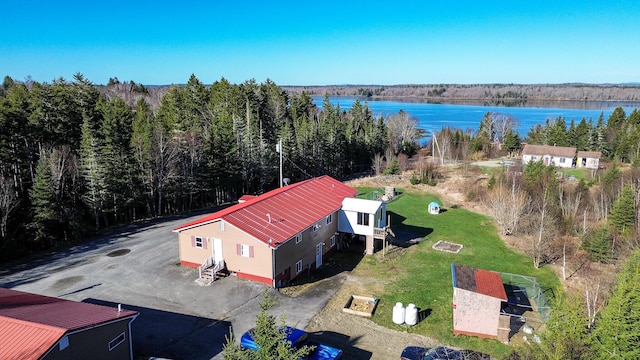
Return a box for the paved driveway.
[0,212,344,360]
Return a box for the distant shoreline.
[282,83,640,103]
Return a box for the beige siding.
[178,211,340,286]
[178,221,272,281]
[453,288,501,338]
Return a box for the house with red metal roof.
[451,263,508,342]
[0,287,138,360]
[173,175,387,287]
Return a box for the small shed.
[428,201,440,214]
[451,263,508,341]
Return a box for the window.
[296,260,303,274]
[194,236,203,249]
[240,244,251,257]
[326,214,333,225]
[559,158,566,164]
[357,212,369,226]
[313,223,320,232]
[220,222,225,231]
[108,332,126,351]
[330,235,336,247]
[295,233,302,244]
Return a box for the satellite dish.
[283,178,290,186]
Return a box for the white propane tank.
[392,302,405,325]
[405,303,418,326]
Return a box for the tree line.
[283,83,640,102]
[1,74,424,262]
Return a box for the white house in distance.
[576,150,601,169]
[521,144,576,168]
[338,197,387,255]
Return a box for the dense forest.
[1,74,426,262]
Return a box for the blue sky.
[2,1,639,86]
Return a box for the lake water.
[313,97,640,145]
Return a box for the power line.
[283,154,314,180]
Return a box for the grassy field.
[354,187,560,358]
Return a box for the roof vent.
[267,213,271,223]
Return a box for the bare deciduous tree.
[0,176,20,239]
[485,182,530,236]
[371,153,384,175]
[386,110,419,155]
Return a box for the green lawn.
[354,187,561,358]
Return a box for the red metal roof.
[0,287,138,359]
[0,316,66,360]
[173,176,358,247]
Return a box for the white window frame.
[194,236,204,249]
[326,214,333,225]
[330,235,336,247]
[296,260,303,274]
[295,233,302,244]
[559,157,566,163]
[220,222,225,231]
[357,212,369,226]
[108,332,126,351]
[240,244,250,257]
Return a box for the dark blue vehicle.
[400,346,491,360]
[241,326,343,360]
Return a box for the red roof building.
[451,264,508,341]
[174,176,360,287]
[0,287,138,360]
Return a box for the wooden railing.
[199,257,213,279]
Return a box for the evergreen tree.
[609,184,637,238]
[591,249,640,358]
[532,294,593,360]
[223,291,314,360]
[28,150,62,248]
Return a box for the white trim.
[108,332,126,351]
[240,244,250,257]
[296,260,303,274]
[194,236,204,249]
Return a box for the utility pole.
[276,138,283,187]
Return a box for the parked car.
[241,326,343,360]
[401,346,491,360]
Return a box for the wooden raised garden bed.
[343,295,379,317]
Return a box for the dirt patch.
[343,295,379,317]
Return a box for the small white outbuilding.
[428,201,441,215]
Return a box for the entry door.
[213,238,223,263]
[316,243,322,269]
